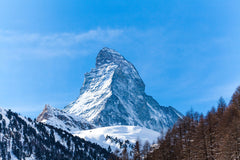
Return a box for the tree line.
[145,86,240,160]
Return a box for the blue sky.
[0,0,240,118]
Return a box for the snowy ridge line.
[37,104,95,132]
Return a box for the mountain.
[37,104,95,132]
[64,47,182,132]
[0,107,115,160]
[37,106,161,156]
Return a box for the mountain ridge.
[37,104,95,132]
[0,107,114,160]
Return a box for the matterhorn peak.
[96,47,126,68]
[62,48,182,132]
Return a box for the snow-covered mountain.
[0,107,114,160]
[64,47,182,132]
[37,105,161,156]
[37,104,95,132]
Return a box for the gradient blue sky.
[0,0,240,118]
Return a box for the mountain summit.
[96,47,126,67]
[63,47,182,132]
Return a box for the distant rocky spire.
[37,104,53,122]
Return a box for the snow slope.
[74,125,161,153]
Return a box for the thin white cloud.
[0,28,124,58]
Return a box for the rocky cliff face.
[64,47,182,132]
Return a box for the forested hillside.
[0,108,116,160]
[145,86,240,160]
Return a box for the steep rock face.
[37,104,95,132]
[64,47,182,132]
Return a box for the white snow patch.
[74,125,160,152]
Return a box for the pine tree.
[142,140,150,156]
[108,145,112,153]
[217,97,227,117]
[195,114,208,160]
[121,146,128,160]
[133,140,141,160]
